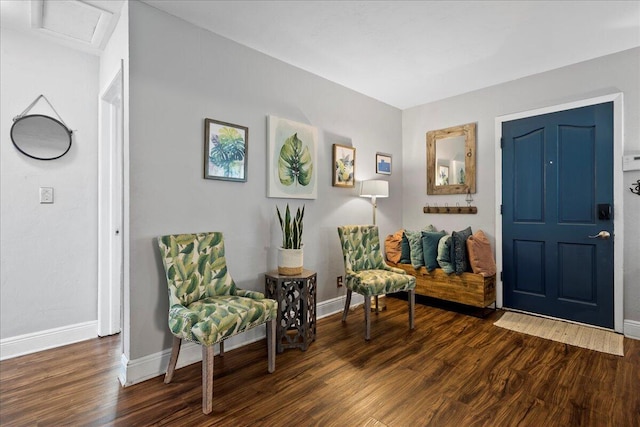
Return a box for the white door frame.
[98,64,124,336]
[494,93,624,333]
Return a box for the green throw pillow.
[437,235,454,274]
[404,230,425,268]
[422,230,446,271]
[404,225,437,269]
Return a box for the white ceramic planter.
[277,247,303,276]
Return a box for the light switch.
[40,187,54,204]
[622,151,640,171]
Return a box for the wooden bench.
[387,261,496,308]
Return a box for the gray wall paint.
[127,2,403,359]
[402,47,640,322]
[0,28,99,338]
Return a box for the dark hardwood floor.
[1,298,639,426]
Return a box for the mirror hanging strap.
[13,94,72,133]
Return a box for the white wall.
[0,29,99,338]
[402,47,640,323]
[126,1,403,361]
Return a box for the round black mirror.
[10,114,72,160]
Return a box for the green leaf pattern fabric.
[337,225,416,297]
[158,233,277,346]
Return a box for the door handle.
[588,231,610,239]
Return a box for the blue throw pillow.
[451,227,473,274]
[437,235,454,274]
[422,230,446,271]
[400,233,411,264]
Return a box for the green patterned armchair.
[337,225,416,340]
[157,232,278,414]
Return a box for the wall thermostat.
[622,151,640,171]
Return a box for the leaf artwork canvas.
[267,115,318,199]
[204,118,248,182]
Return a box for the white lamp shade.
[360,180,389,198]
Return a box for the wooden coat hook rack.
[423,204,477,214]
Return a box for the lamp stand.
[369,196,386,312]
[371,195,377,225]
[360,180,389,313]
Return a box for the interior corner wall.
[0,28,99,339]
[402,47,640,323]
[98,0,130,355]
[127,1,402,361]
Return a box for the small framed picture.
[376,152,392,175]
[332,144,355,187]
[204,118,248,182]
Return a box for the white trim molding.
[0,321,97,361]
[624,320,640,340]
[495,93,625,333]
[119,293,364,386]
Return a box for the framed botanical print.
[267,115,318,199]
[332,144,355,187]
[204,118,248,182]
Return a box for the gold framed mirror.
[426,122,476,195]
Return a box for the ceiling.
[141,1,640,109]
[2,1,638,109]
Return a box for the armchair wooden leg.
[202,345,214,415]
[342,289,352,322]
[164,336,181,384]
[364,295,371,340]
[267,318,276,373]
[408,289,415,330]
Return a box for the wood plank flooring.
[1,298,639,426]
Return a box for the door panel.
[502,102,613,328]
[513,240,546,296]
[514,129,545,222]
[558,125,595,223]
[558,243,595,303]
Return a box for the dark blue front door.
[502,102,614,328]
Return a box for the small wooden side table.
[265,269,317,353]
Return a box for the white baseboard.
[318,292,364,320]
[118,328,263,386]
[0,321,97,361]
[120,293,363,386]
[624,319,640,340]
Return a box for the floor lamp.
[359,180,389,225]
[360,179,389,311]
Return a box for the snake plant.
[276,204,304,249]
